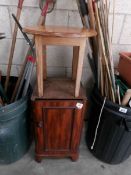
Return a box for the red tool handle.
[41,1,49,16]
[18,0,24,9]
[92,0,95,12]
[41,0,54,16]
[27,56,36,63]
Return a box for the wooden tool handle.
[122,89,131,106]
[4,8,22,93]
[41,1,49,16]
[18,0,24,9]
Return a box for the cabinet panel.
[32,99,86,162]
[43,108,75,151]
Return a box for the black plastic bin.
[0,77,32,164]
[86,88,131,164]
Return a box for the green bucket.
[0,78,31,164]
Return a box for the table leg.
[42,45,47,80]
[75,39,86,97]
[72,46,79,80]
[35,36,44,97]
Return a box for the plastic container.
[0,77,31,164]
[86,88,131,164]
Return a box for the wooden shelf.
[32,78,86,100]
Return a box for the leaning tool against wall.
[4,0,24,93]
[76,0,98,84]
[0,33,8,105]
[12,14,35,100]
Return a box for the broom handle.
[87,0,95,29]
[94,2,115,102]
[87,0,98,77]
[4,0,24,92]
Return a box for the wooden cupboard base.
[71,153,79,161]
[35,156,43,163]
[35,153,79,163]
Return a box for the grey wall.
[0,0,131,91]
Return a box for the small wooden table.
[31,79,87,162]
[23,25,97,97]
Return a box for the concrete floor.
[0,131,131,175]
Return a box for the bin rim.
[0,96,26,110]
[0,97,28,121]
[92,87,131,118]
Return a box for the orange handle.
[18,0,24,9]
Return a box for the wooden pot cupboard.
[32,79,87,162]
[24,25,96,162]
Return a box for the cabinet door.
[34,100,84,153]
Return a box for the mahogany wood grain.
[32,98,87,162]
[42,101,77,151]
